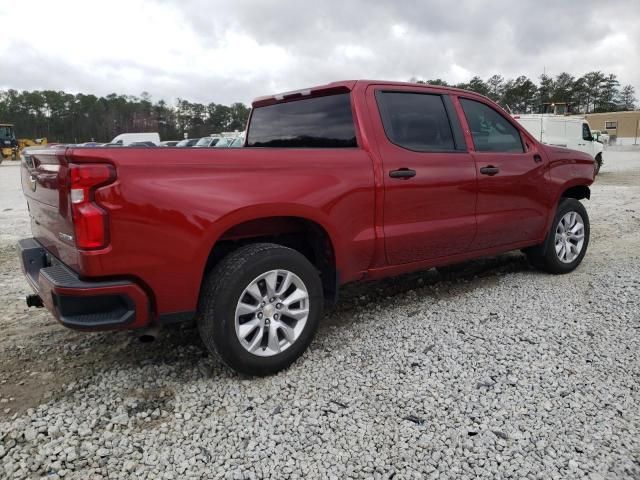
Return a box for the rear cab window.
[246,93,357,148]
[375,91,466,152]
[459,98,525,153]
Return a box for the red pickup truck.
[19,80,595,375]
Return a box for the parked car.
[194,137,220,147]
[513,115,604,174]
[176,138,200,147]
[18,80,595,376]
[110,132,160,146]
[128,141,157,147]
[229,136,245,148]
[213,137,235,147]
[159,140,180,147]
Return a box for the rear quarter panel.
[68,147,376,316]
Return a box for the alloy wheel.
[554,211,585,263]
[234,269,309,357]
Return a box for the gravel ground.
[1,150,639,479]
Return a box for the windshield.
[195,137,215,147]
[214,137,233,147]
[0,126,14,141]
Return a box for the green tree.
[502,76,537,113]
[417,78,449,86]
[619,85,637,110]
[486,74,505,102]
[595,74,620,112]
[466,76,490,96]
[581,71,606,113]
[551,72,575,104]
[535,74,554,110]
[0,88,251,143]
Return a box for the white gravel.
[1,150,639,479]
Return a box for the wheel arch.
[560,184,591,201]
[537,184,591,256]
[199,207,341,303]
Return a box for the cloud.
[1,0,638,105]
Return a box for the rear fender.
[198,203,344,279]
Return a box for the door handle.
[479,166,500,176]
[533,154,543,163]
[389,168,416,179]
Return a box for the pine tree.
[618,85,636,111]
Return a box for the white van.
[110,132,161,146]
[513,115,604,173]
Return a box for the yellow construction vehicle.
[0,123,47,161]
[0,123,17,160]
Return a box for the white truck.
[513,115,604,174]
[110,132,161,146]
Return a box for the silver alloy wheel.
[554,211,585,263]
[234,269,309,357]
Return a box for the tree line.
[0,90,251,143]
[2,71,636,142]
[413,71,637,114]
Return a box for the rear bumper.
[18,238,150,331]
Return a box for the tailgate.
[21,147,78,268]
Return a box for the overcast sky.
[1,0,638,106]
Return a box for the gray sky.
[1,0,638,105]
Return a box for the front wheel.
[594,153,602,175]
[526,198,590,274]
[197,243,323,376]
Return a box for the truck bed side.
[56,147,376,317]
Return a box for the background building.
[585,111,640,145]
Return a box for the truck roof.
[251,79,487,107]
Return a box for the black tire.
[197,243,323,376]
[526,198,590,274]
[594,154,602,175]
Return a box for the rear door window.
[460,98,524,153]
[375,92,457,152]
[246,93,357,148]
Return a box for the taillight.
[69,163,116,249]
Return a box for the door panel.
[367,87,478,265]
[383,157,478,263]
[457,96,551,249]
[471,151,550,249]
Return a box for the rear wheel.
[526,198,590,274]
[197,243,323,376]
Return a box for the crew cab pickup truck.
[19,80,595,375]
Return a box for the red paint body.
[20,80,595,330]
